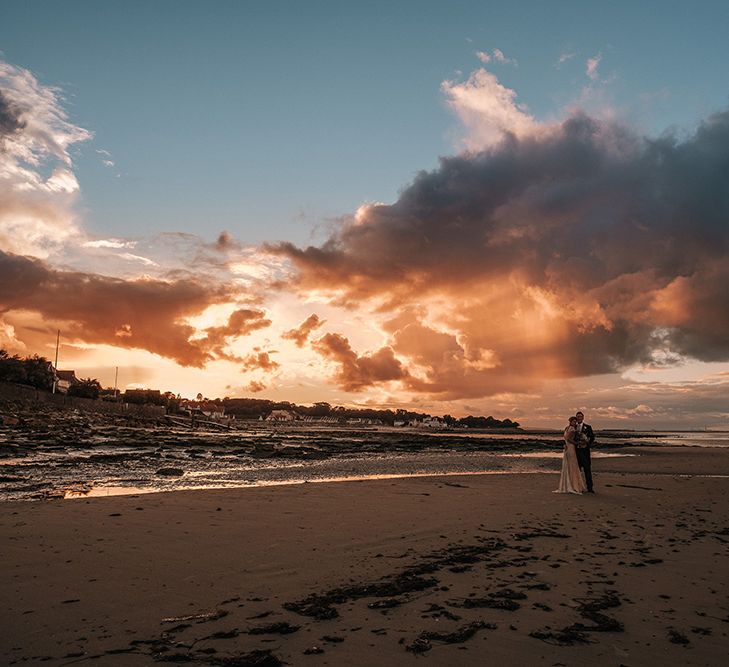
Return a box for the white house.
[266,409,297,422]
[181,400,226,420]
[55,370,78,394]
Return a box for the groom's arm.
[587,424,596,445]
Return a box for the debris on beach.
[284,573,439,620]
[406,621,495,653]
[161,609,228,624]
[668,629,691,645]
[530,591,624,645]
[248,621,300,635]
[451,595,521,611]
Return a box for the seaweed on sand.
[406,621,496,653]
[283,537,507,620]
[530,591,624,646]
[284,574,439,620]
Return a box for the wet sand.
[2,447,728,666]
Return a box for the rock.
[156,467,184,477]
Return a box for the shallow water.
[0,423,720,501]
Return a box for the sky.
[1,1,728,428]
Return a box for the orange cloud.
[240,349,279,373]
[270,109,729,398]
[0,250,253,367]
[247,380,266,393]
[311,332,409,391]
[282,313,324,347]
[199,308,272,361]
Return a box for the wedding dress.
[554,425,587,494]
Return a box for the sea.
[0,424,726,501]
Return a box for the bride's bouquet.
[575,431,590,448]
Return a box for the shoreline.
[4,442,729,502]
[3,446,728,666]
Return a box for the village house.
[420,416,449,429]
[265,409,298,422]
[180,400,226,421]
[55,370,78,394]
[345,417,383,426]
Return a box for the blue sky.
[3,0,728,245]
[2,1,729,426]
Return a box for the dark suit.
[575,422,594,491]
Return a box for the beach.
[2,445,728,666]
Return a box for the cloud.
[0,249,251,366]
[95,148,115,168]
[0,319,26,353]
[247,380,266,393]
[492,48,517,65]
[0,60,91,257]
[469,371,729,429]
[0,89,26,135]
[586,54,602,81]
[282,313,324,347]
[311,332,409,391]
[240,349,279,372]
[214,231,237,251]
[82,238,136,249]
[476,49,517,66]
[557,52,577,67]
[198,308,272,361]
[441,68,539,150]
[117,252,158,266]
[270,89,729,399]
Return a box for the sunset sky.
[1,1,728,428]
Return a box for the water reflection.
[61,468,574,499]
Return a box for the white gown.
[554,426,587,494]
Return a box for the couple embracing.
[555,411,595,495]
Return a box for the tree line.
[0,351,519,428]
[217,399,519,428]
[0,350,101,398]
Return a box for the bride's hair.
[568,416,577,424]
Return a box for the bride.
[555,416,587,494]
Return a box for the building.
[265,409,297,422]
[180,400,226,420]
[421,416,449,429]
[55,370,78,394]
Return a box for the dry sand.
[2,446,728,666]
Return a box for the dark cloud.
[311,332,409,391]
[270,109,729,396]
[0,250,251,367]
[0,90,26,138]
[275,111,729,296]
[282,313,324,347]
[214,231,236,251]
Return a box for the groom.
[575,411,595,493]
